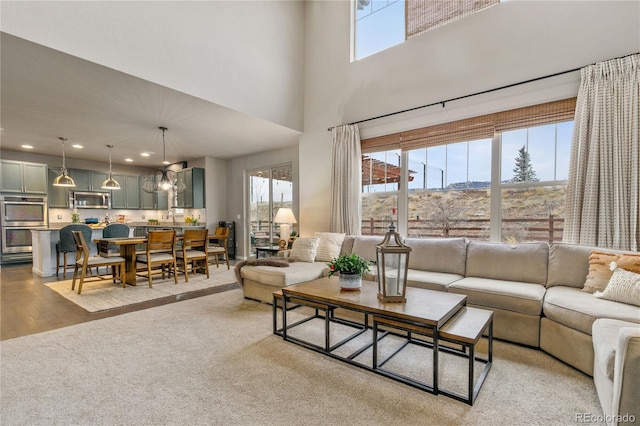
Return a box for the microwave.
[71,192,111,209]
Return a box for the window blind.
[361,98,577,153]
[406,0,500,39]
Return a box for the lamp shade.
[102,175,121,190]
[273,208,297,224]
[53,170,75,187]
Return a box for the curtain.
[565,54,639,251]
[330,124,362,235]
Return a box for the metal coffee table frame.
[274,283,493,405]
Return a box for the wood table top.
[283,277,466,327]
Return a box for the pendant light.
[101,145,121,190]
[158,126,173,191]
[53,137,76,187]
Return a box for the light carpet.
[1,289,604,426]
[46,266,237,312]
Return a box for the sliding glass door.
[247,164,293,257]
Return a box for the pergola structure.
[362,155,415,186]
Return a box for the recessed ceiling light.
[72,144,83,149]
[21,144,34,149]
[141,153,150,157]
[125,158,133,162]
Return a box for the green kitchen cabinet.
[176,167,204,209]
[110,174,140,209]
[68,169,108,192]
[47,168,70,208]
[0,160,47,194]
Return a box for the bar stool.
[56,224,92,278]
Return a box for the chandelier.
[141,127,186,193]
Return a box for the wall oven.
[0,196,48,260]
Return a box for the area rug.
[45,266,237,312]
[0,290,604,425]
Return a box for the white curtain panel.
[330,124,362,235]
[565,54,639,251]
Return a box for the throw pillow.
[289,237,320,263]
[314,232,346,262]
[583,250,640,293]
[582,251,620,293]
[594,263,640,307]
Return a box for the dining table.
[96,237,147,286]
[96,234,219,286]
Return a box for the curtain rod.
[327,52,639,132]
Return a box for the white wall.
[300,0,640,234]
[1,1,305,132]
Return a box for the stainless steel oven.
[0,196,48,258]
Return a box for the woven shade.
[406,0,500,39]
[361,98,576,153]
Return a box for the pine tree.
[512,145,538,182]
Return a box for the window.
[500,122,572,243]
[354,0,405,60]
[405,139,491,238]
[354,0,500,60]
[360,99,576,242]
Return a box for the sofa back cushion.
[465,241,549,284]
[405,237,467,275]
[547,243,593,288]
[351,235,385,262]
[289,237,320,263]
[314,232,346,262]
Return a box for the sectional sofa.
[237,235,639,423]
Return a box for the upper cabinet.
[68,169,108,192]
[47,168,70,208]
[141,189,169,210]
[176,167,205,209]
[0,160,47,194]
[111,174,140,209]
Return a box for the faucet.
[167,208,176,225]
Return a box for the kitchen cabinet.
[176,167,205,209]
[47,168,70,208]
[111,174,140,209]
[141,189,169,210]
[0,160,47,194]
[68,169,109,192]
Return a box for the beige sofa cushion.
[289,237,320,263]
[543,286,640,335]
[406,269,464,292]
[465,241,549,284]
[351,235,384,262]
[594,267,640,306]
[448,277,546,316]
[547,243,593,289]
[404,237,467,275]
[240,261,327,288]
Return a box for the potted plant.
[327,253,374,290]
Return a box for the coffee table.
[276,277,493,405]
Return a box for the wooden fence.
[362,215,564,243]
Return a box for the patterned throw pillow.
[582,250,640,293]
[594,263,640,307]
[314,232,346,262]
[289,237,321,263]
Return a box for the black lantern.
[376,222,411,303]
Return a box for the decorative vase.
[339,273,362,290]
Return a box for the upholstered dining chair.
[136,230,178,287]
[70,230,126,294]
[176,228,209,282]
[100,223,130,274]
[207,227,230,270]
[56,224,92,278]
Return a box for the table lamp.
[273,208,297,244]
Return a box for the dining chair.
[207,227,230,270]
[176,228,209,282]
[100,223,130,274]
[136,230,178,287]
[56,224,92,278]
[70,230,126,294]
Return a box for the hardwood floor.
[1,261,239,341]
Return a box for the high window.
[354,0,500,60]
